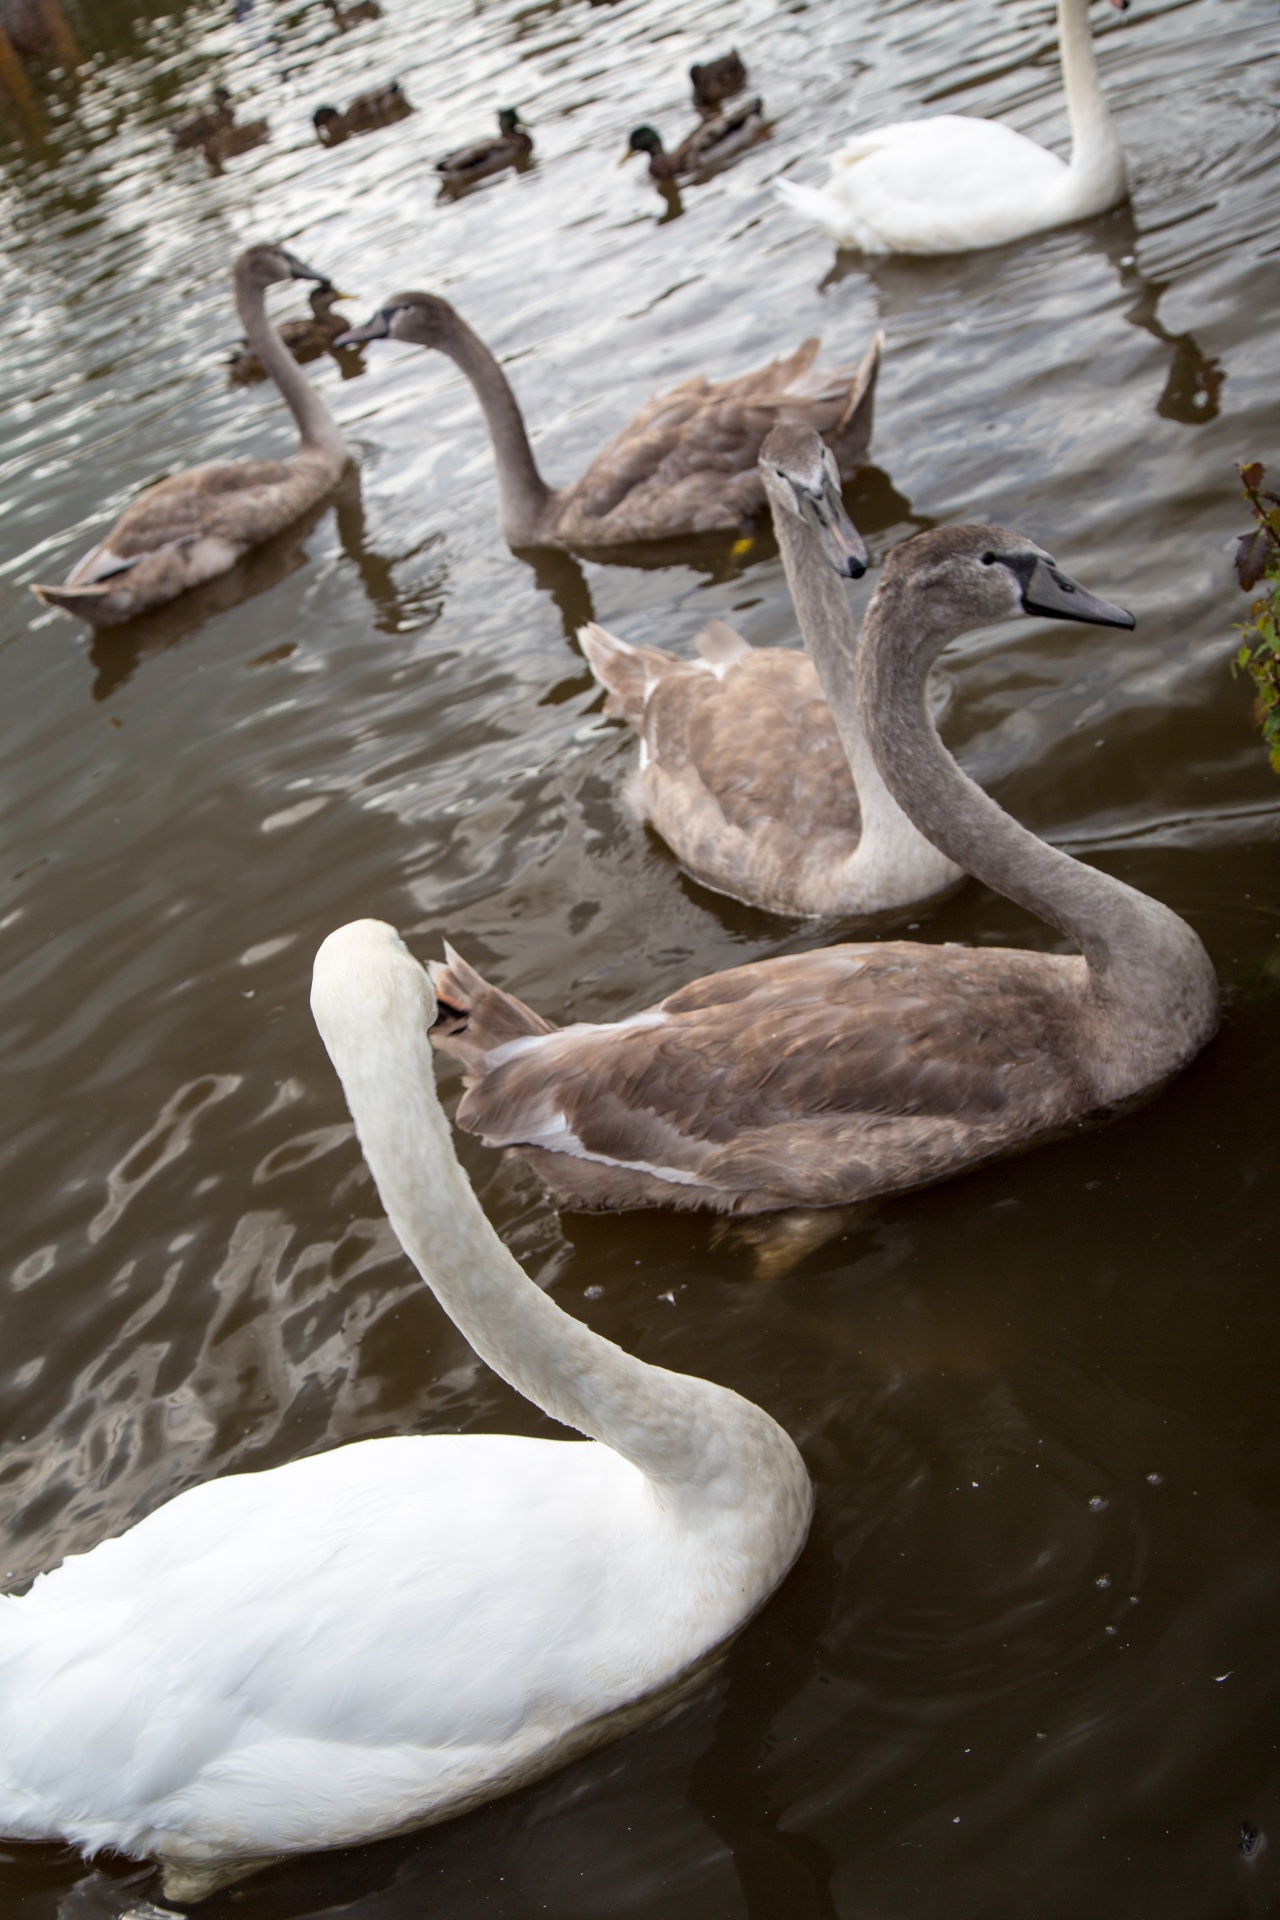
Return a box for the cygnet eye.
[980,552,997,566]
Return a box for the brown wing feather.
[437,943,1094,1211]
[72,460,298,574]
[555,335,880,546]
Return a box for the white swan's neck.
[311,925,806,1526]
[771,495,959,899]
[431,311,555,546]
[236,267,346,465]
[856,581,1217,1090]
[1057,0,1126,202]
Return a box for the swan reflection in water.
[819,205,1222,429]
[84,469,446,702]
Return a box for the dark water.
[2,0,1279,1911]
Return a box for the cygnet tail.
[29,580,122,627]
[579,622,677,727]
[429,944,558,1073]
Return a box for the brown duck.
[171,86,234,149]
[313,80,411,144]
[226,283,354,382]
[435,107,532,186]
[622,97,767,181]
[689,49,747,114]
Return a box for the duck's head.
[760,423,867,578]
[235,243,332,291]
[498,106,526,134]
[874,524,1135,647]
[212,85,233,107]
[334,291,453,350]
[621,125,664,164]
[313,105,342,138]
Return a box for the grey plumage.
[430,492,1218,1216]
[333,300,880,552]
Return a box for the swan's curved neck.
[313,932,800,1520]
[856,580,1216,1066]
[1057,0,1124,194]
[771,498,948,879]
[235,267,346,463]
[425,309,554,545]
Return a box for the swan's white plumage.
[776,0,1129,255]
[0,922,810,1895]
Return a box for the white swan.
[0,922,810,1901]
[580,426,961,917]
[776,0,1131,255]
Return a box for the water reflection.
[820,205,1223,430]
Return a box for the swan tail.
[774,177,849,242]
[578,622,677,726]
[824,329,882,476]
[693,619,751,669]
[429,944,558,1072]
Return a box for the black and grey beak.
[1016,555,1135,630]
[796,466,868,579]
[281,250,330,283]
[333,308,393,348]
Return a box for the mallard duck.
[435,107,532,186]
[579,364,963,920]
[201,114,269,167]
[170,85,234,149]
[690,49,747,114]
[313,79,411,144]
[333,296,876,550]
[776,0,1130,254]
[426,427,1218,1216]
[32,245,348,629]
[623,96,767,181]
[322,0,382,28]
[226,283,355,382]
[0,921,810,1902]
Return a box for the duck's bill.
[1020,558,1134,630]
[618,146,638,166]
[800,469,868,579]
[333,310,391,347]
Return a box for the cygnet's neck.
[856,576,1217,1085]
[416,307,555,546]
[1057,0,1126,205]
[771,497,961,902]
[311,925,808,1537]
[235,265,346,467]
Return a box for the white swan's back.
[776,0,1129,255]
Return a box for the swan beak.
[282,252,330,282]
[1108,0,1129,10]
[333,309,392,347]
[802,471,868,579]
[1019,558,1135,629]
